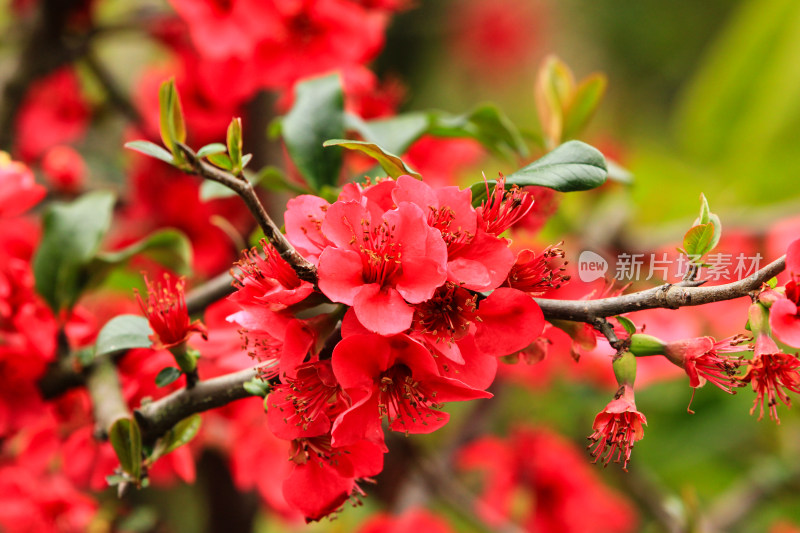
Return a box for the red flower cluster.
[226,175,549,519]
[457,426,638,533]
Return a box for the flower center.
[377,364,443,431]
[413,283,477,344]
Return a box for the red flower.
[476,176,535,236]
[40,145,86,194]
[587,384,647,471]
[267,360,347,440]
[504,245,570,296]
[283,435,383,522]
[317,198,448,335]
[457,426,638,533]
[135,273,207,350]
[663,335,745,393]
[739,335,800,423]
[229,239,314,311]
[0,153,45,218]
[770,238,800,348]
[330,333,491,447]
[392,175,515,291]
[15,68,90,162]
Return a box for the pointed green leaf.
[282,74,344,190]
[124,141,174,164]
[207,152,233,170]
[616,316,637,336]
[158,79,186,154]
[470,141,607,204]
[562,74,607,140]
[323,139,421,180]
[95,315,153,357]
[109,417,142,481]
[150,414,203,462]
[33,191,116,311]
[227,117,243,172]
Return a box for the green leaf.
[430,104,528,159]
[282,74,344,190]
[616,316,637,336]
[155,367,182,387]
[95,315,153,357]
[470,141,607,204]
[344,112,430,154]
[683,222,716,259]
[158,79,186,155]
[197,143,227,158]
[33,191,116,311]
[151,414,202,461]
[227,117,243,173]
[124,141,174,165]
[207,152,233,170]
[89,229,192,274]
[561,74,607,141]
[692,194,722,252]
[323,139,421,180]
[109,417,142,481]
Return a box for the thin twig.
[535,255,785,322]
[82,51,145,128]
[175,142,317,283]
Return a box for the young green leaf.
[95,315,153,358]
[91,229,193,278]
[158,79,186,156]
[282,74,344,191]
[150,414,203,462]
[562,73,607,141]
[207,152,233,170]
[227,117,243,172]
[683,222,716,259]
[124,141,174,164]
[33,191,116,311]
[429,104,528,159]
[616,316,637,336]
[323,139,421,180]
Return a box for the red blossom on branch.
[135,273,207,350]
[587,384,647,471]
[739,334,800,423]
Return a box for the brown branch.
[536,255,785,322]
[82,51,145,128]
[175,142,317,283]
[186,269,236,315]
[134,367,259,444]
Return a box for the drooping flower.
[330,333,491,447]
[739,335,800,423]
[663,335,747,393]
[317,199,448,335]
[587,384,647,471]
[283,435,384,522]
[135,273,207,350]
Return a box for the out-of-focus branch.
[134,367,258,444]
[186,270,236,315]
[0,0,92,150]
[176,142,317,284]
[85,355,130,438]
[82,51,145,128]
[536,255,785,322]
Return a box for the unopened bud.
[748,302,770,336]
[613,351,637,387]
[629,334,667,357]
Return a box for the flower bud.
[612,351,637,387]
[748,302,770,336]
[629,333,667,357]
